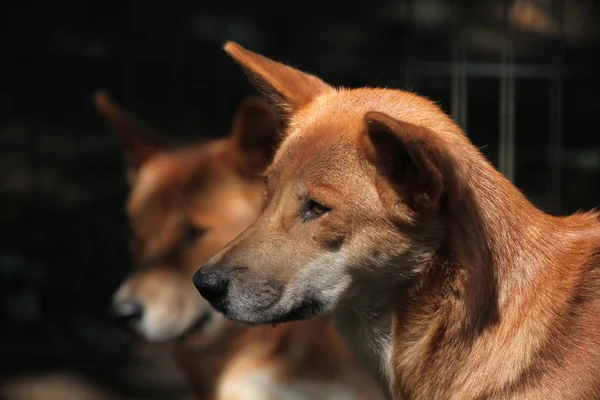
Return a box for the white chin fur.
[281,251,352,312]
[137,301,206,342]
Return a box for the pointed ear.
[362,112,447,213]
[228,96,281,177]
[223,42,333,119]
[93,90,169,181]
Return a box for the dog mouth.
[275,298,324,322]
[237,297,325,325]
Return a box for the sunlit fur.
[198,42,600,399]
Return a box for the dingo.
[194,42,600,400]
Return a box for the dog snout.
[193,269,230,305]
[110,299,144,324]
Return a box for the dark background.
[1,0,599,399]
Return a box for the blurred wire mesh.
[1,0,599,399]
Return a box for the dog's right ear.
[229,96,281,177]
[223,42,333,120]
[362,112,449,214]
[93,90,168,182]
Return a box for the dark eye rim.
[301,199,331,222]
[182,223,208,245]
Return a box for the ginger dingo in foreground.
[194,42,600,400]
[95,91,384,400]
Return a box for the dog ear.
[229,96,281,177]
[93,90,169,182]
[223,42,332,120]
[362,111,447,213]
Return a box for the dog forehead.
[274,88,399,160]
[269,98,369,175]
[128,143,227,217]
[270,130,359,184]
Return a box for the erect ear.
[93,90,169,182]
[228,96,281,177]
[223,42,333,120]
[363,112,447,213]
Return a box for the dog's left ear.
[362,111,447,213]
[223,41,333,120]
[229,96,281,177]
[93,90,170,183]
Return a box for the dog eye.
[302,200,330,222]
[181,224,207,246]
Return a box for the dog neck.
[387,140,597,398]
[443,143,556,329]
[334,279,397,397]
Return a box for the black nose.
[193,269,229,304]
[110,299,143,324]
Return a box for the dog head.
[194,43,465,325]
[95,90,279,340]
